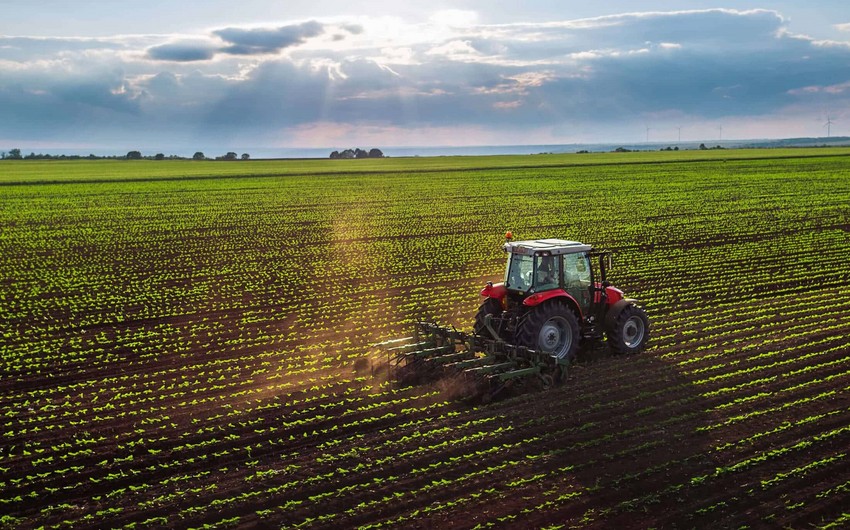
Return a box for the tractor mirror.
[606,254,613,271]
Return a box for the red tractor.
[381,233,649,400]
[475,233,649,360]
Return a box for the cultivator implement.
[376,322,569,402]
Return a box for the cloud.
[0,35,148,66]
[430,10,479,28]
[340,24,364,35]
[3,8,850,150]
[147,40,218,62]
[426,40,481,60]
[788,80,850,96]
[144,20,326,62]
[214,20,325,55]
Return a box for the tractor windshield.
[505,253,534,292]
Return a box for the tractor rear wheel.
[474,298,503,338]
[516,300,580,360]
[607,304,649,354]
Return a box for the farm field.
[1,149,850,529]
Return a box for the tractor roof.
[504,239,592,256]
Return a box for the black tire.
[474,298,503,338]
[516,300,580,360]
[606,304,650,355]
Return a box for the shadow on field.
[447,346,721,528]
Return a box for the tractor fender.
[593,284,624,304]
[480,282,507,300]
[523,289,583,320]
[604,298,638,332]
[605,285,625,304]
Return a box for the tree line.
[1,148,251,161]
[329,148,384,159]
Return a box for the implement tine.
[386,341,432,352]
[371,336,415,347]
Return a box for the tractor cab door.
[563,252,593,314]
[534,254,560,291]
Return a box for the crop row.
[2,152,849,528]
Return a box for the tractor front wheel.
[607,304,650,354]
[517,300,580,360]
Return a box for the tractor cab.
[503,238,595,314]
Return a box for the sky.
[2,1,850,155]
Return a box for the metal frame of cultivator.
[377,321,569,402]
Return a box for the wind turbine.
[645,125,651,143]
[824,115,834,137]
[676,126,682,143]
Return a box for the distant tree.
[329,151,340,159]
[699,143,707,150]
[241,153,250,160]
[368,148,384,158]
[154,153,165,160]
[8,148,22,159]
[126,150,142,160]
[193,151,206,160]
[340,149,355,159]
[222,152,238,161]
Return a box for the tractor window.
[564,252,590,290]
[505,253,534,292]
[534,255,560,291]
